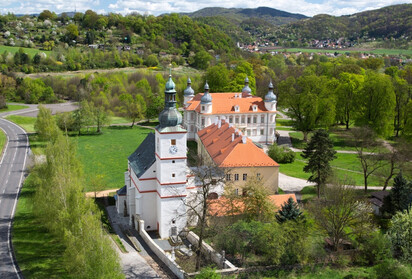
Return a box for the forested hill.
[181,7,307,26]
[279,4,412,40]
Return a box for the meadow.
[0,45,51,56]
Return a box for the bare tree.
[185,163,226,271]
[350,127,385,192]
[308,178,375,251]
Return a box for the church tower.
[264,80,277,112]
[155,72,188,238]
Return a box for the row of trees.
[32,106,123,278]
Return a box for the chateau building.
[116,74,280,239]
[183,77,278,144]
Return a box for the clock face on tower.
[169,145,178,154]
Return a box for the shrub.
[373,259,411,279]
[268,143,295,163]
[194,267,221,279]
[354,231,392,265]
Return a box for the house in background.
[183,77,278,144]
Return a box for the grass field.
[279,152,383,186]
[0,45,52,57]
[0,128,6,156]
[283,47,412,56]
[12,175,67,278]
[75,125,153,192]
[0,104,29,112]
[4,115,36,133]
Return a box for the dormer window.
[234,105,240,112]
[252,105,258,112]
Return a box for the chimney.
[232,133,235,142]
[242,136,246,144]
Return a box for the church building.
[183,77,278,144]
[118,73,188,239]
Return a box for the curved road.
[0,118,29,278]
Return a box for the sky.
[0,0,411,17]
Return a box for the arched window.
[207,192,218,200]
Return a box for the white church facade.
[183,77,278,144]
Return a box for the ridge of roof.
[128,133,156,178]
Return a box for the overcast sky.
[1,0,411,17]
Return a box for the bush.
[354,231,392,265]
[373,259,411,279]
[194,267,221,279]
[268,143,295,163]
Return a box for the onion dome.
[242,75,252,97]
[265,80,277,102]
[200,82,212,104]
[165,75,176,94]
[184,77,194,96]
[159,107,182,127]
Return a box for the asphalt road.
[0,118,29,279]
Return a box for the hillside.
[182,6,307,26]
[279,4,412,41]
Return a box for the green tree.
[34,105,60,141]
[281,75,336,141]
[204,64,230,92]
[144,54,159,67]
[355,71,396,137]
[335,72,364,129]
[0,74,16,108]
[301,129,337,197]
[387,206,412,262]
[383,173,412,215]
[119,93,143,127]
[66,24,79,41]
[267,143,295,164]
[191,50,213,70]
[276,197,303,223]
[39,10,56,21]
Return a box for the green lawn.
[276,118,293,127]
[280,152,383,186]
[13,175,67,278]
[110,116,131,125]
[0,104,29,112]
[0,45,52,57]
[75,125,153,191]
[0,128,6,156]
[4,115,36,133]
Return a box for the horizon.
[1,1,411,18]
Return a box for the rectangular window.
[261,115,265,123]
[234,174,239,181]
[229,116,233,123]
[201,118,205,126]
[260,129,264,135]
[235,117,239,124]
[247,129,251,136]
[235,188,239,195]
[171,139,176,145]
[172,173,175,178]
[241,116,245,123]
[253,116,257,123]
[243,173,247,181]
[257,173,261,179]
[252,129,257,136]
[202,105,205,111]
[226,174,231,181]
[247,117,251,124]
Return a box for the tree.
[34,105,60,141]
[241,174,276,222]
[73,100,93,135]
[190,50,213,70]
[39,10,56,21]
[267,143,295,164]
[301,129,337,197]
[66,24,79,41]
[308,179,375,251]
[119,93,143,127]
[276,197,303,223]
[0,74,16,108]
[185,164,226,271]
[281,75,336,141]
[383,173,412,215]
[204,64,230,92]
[387,206,412,262]
[335,72,364,129]
[392,76,409,137]
[144,54,159,67]
[350,127,385,192]
[355,71,396,137]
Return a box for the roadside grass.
[0,104,29,112]
[13,175,67,278]
[0,128,6,155]
[4,115,36,133]
[0,45,52,56]
[276,118,293,127]
[75,125,152,191]
[280,152,383,186]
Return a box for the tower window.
[172,173,175,178]
[202,105,205,111]
[171,139,176,145]
[172,160,175,163]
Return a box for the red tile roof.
[197,120,279,168]
[186,93,269,114]
[208,194,297,217]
